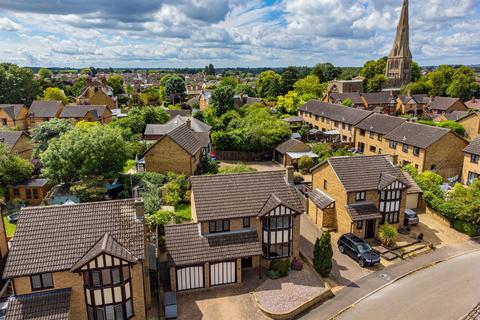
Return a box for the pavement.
[298,237,480,320]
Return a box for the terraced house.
[308,155,411,239]
[2,199,151,319]
[462,137,480,185]
[164,169,304,291]
[27,100,65,127]
[298,101,373,143]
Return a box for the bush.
[270,259,290,277]
[293,172,304,184]
[377,223,398,247]
[313,231,333,277]
[298,156,314,174]
[452,220,479,237]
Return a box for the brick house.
[76,85,118,109]
[462,137,480,185]
[298,101,373,144]
[59,105,113,124]
[144,115,211,146]
[164,169,304,291]
[434,111,480,140]
[326,79,364,94]
[395,94,428,115]
[0,130,33,160]
[361,92,397,115]
[425,96,468,115]
[274,139,318,167]
[308,155,410,239]
[27,100,65,128]
[2,199,151,319]
[7,179,52,206]
[0,104,28,130]
[323,92,365,108]
[199,90,211,111]
[143,123,208,175]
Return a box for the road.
[335,250,480,320]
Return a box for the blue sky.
[0,0,478,68]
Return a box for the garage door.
[406,193,419,209]
[210,261,236,286]
[176,266,204,291]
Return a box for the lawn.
[175,204,191,222]
[3,216,16,237]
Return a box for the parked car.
[7,212,18,223]
[337,233,381,267]
[404,208,419,226]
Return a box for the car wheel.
[358,259,365,268]
[338,245,345,253]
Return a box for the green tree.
[280,66,300,94]
[446,66,479,101]
[378,223,398,247]
[69,176,107,202]
[66,76,88,97]
[313,231,333,277]
[298,155,314,174]
[293,75,326,98]
[0,63,40,105]
[341,98,353,107]
[256,70,281,99]
[210,85,235,116]
[366,74,387,93]
[411,61,421,82]
[38,68,52,79]
[0,144,34,186]
[42,87,69,104]
[81,68,92,75]
[311,63,341,82]
[106,75,124,95]
[360,57,387,79]
[276,91,303,115]
[204,64,215,76]
[30,118,74,155]
[41,126,129,184]
[235,84,255,97]
[220,76,238,88]
[161,74,186,97]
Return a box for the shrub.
[377,223,398,247]
[452,220,479,237]
[313,231,333,277]
[298,156,314,174]
[293,172,304,184]
[270,259,290,277]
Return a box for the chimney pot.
[286,166,295,185]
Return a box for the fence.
[214,150,273,161]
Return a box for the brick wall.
[462,153,480,184]
[424,132,468,179]
[11,134,33,160]
[301,112,355,143]
[458,114,480,140]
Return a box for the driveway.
[218,160,284,172]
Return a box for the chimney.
[186,118,191,129]
[286,166,295,185]
[134,198,144,220]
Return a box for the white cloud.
[0,17,22,31]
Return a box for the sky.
[0,0,478,68]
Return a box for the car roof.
[342,233,364,243]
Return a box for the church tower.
[385,0,412,88]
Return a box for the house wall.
[77,88,117,109]
[7,185,51,206]
[424,132,468,179]
[0,213,8,260]
[354,129,388,155]
[144,136,199,175]
[306,198,336,228]
[461,153,480,184]
[458,114,480,140]
[199,96,208,111]
[0,107,28,130]
[10,134,33,160]
[300,111,355,143]
[382,139,427,172]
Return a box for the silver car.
[404,208,419,226]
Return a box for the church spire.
[389,0,411,58]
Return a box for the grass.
[175,204,191,221]
[3,216,16,237]
[123,159,136,173]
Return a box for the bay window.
[262,214,293,259]
[379,189,402,224]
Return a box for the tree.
[0,144,34,186]
[256,70,281,99]
[366,74,387,93]
[298,155,314,174]
[210,85,235,116]
[204,64,215,76]
[38,68,52,79]
[42,87,69,104]
[311,63,341,82]
[360,57,387,80]
[41,126,129,184]
[106,75,124,95]
[65,76,88,97]
[293,75,326,98]
[235,84,255,97]
[341,98,353,107]
[81,68,92,75]
[446,66,479,101]
[161,74,186,97]
[220,76,238,88]
[0,63,40,105]
[280,66,300,94]
[377,223,398,247]
[276,91,303,115]
[30,118,74,155]
[313,231,333,277]
[411,62,421,82]
[70,176,107,202]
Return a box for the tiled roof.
[275,138,311,154]
[0,131,25,151]
[4,199,145,277]
[427,96,464,111]
[190,171,304,221]
[437,110,473,122]
[398,94,428,104]
[402,172,422,194]
[314,155,410,192]
[164,223,262,266]
[0,104,25,119]
[329,92,364,105]
[5,288,71,320]
[60,105,107,119]
[464,136,480,156]
[384,122,450,149]
[345,202,382,221]
[465,98,480,110]
[166,109,191,117]
[29,100,63,118]
[362,92,395,105]
[355,113,406,134]
[145,115,211,136]
[12,178,50,188]
[166,123,203,155]
[298,100,373,125]
[309,189,335,209]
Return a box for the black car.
[337,233,381,267]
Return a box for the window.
[1,119,7,126]
[342,123,346,129]
[369,131,374,139]
[355,192,366,201]
[360,129,365,136]
[402,144,409,153]
[467,172,479,185]
[323,179,327,190]
[315,115,319,121]
[413,147,420,156]
[378,133,383,141]
[379,189,402,224]
[321,117,325,123]
[262,215,293,259]
[430,164,437,171]
[243,217,250,228]
[26,189,32,199]
[369,145,376,152]
[31,273,54,290]
[334,121,339,127]
[209,220,230,233]
[415,164,419,169]
[389,141,397,149]
[342,135,347,141]
[356,221,363,230]
[471,154,479,164]
[13,188,19,196]
[33,188,39,199]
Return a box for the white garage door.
[406,193,419,209]
[176,266,204,291]
[210,261,236,286]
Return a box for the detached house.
[0,130,33,159]
[0,104,28,130]
[28,100,65,127]
[3,199,151,319]
[462,137,480,185]
[164,169,304,291]
[425,96,467,115]
[76,84,118,109]
[308,155,410,239]
[60,105,113,124]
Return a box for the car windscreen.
[356,243,372,254]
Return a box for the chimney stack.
[134,198,144,220]
[186,118,191,130]
[286,166,295,185]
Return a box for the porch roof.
[345,202,382,222]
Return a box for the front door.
[365,220,375,239]
[241,257,252,269]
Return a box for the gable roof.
[164,223,262,266]
[275,138,311,154]
[0,130,26,151]
[5,288,71,320]
[190,171,304,221]
[167,123,203,155]
[398,94,428,104]
[355,113,406,134]
[328,92,363,105]
[402,172,422,194]
[60,105,108,119]
[464,136,480,156]
[314,155,410,192]
[309,189,335,209]
[384,121,450,149]
[29,100,64,118]
[3,199,145,277]
[0,104,25,119]
[362,92,396,105]
[298,100,373,125]
[438,110,476,122]
[144,115,211,137]
[427,96,465,111]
